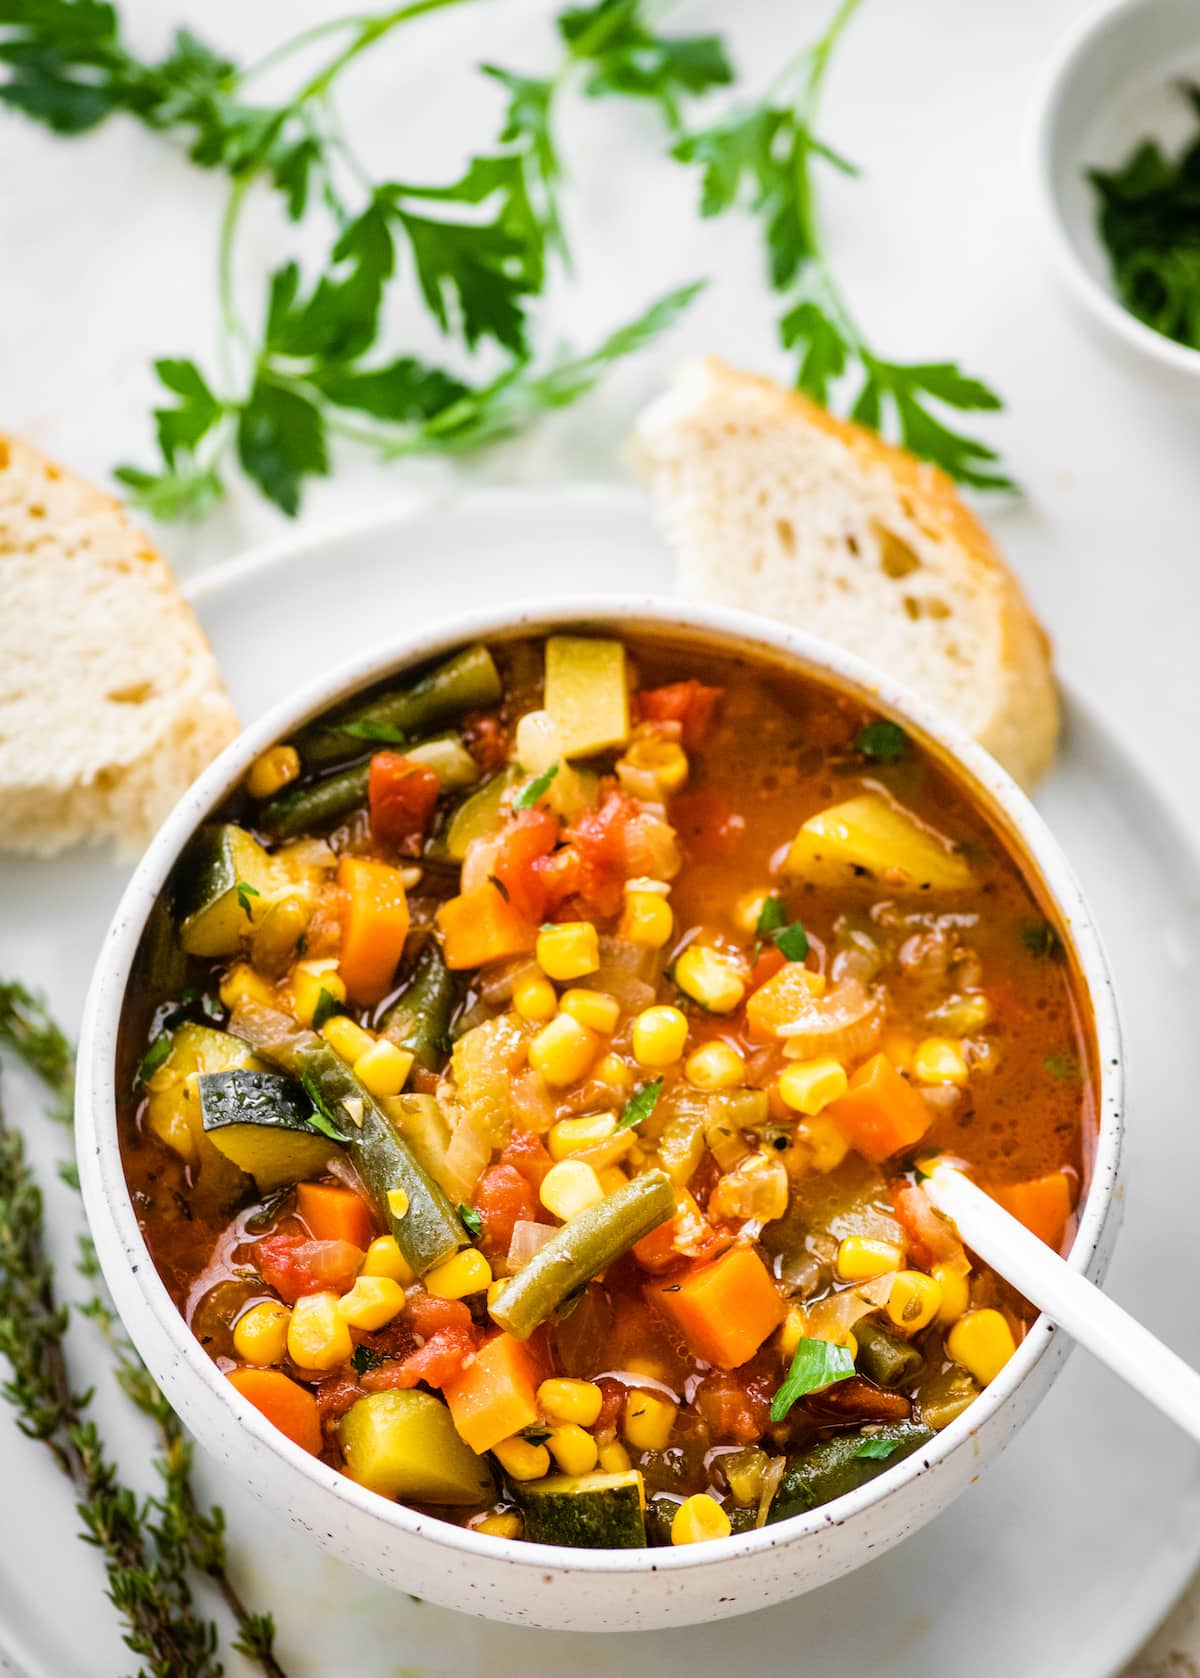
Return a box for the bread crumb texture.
[0,434,239,856]
[634,358,1059,789]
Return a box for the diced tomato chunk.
[891,1180,965,1270]
[314,1374,365,1422]
[567,789,641,915]
[407,1294,475,1339]
[368,753,441,853]
[257,1234,364,1304]
[491,808,560,922]
[594,1377,626,1435]
[499,1129,554,1192]
[638,680,722,749]
[462,712,508,774]
[694,1370,772,1444]
[362,1328,477,1392]
[749,944,787,989]
[474,1163,538,1255]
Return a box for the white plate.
[1,489,1198,1677]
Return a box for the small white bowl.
[76,599,1124,1631]
[1034,0,1200,383]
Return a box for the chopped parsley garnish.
[1020,921,1062,960]
[521,1425,552,1446]
[351,1345,392,1377]
[1045,1052,1081,1082]
[754,894,787,936]
[617,1077,665,1132]
[311,987,344,1031]
[458,1204,484,1240]
[488,873,511,903]
[137,1030,173,1086]
[855,719,909,763]
[770,1337,855,1423]
[337,718,409,745]
[513,763,559,810]
[301,1070,351,1143]
[853,1434,900,1461]
[772,921,809,963]
[235,881,260,919]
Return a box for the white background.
[4,0,1200,1668]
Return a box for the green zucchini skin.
[517,1471,646,1548]
[260,763,369,839]
[198,1069,338,1190]
[767,1421,934,1524]
[489,1170,675,1341]
[298,644,502,770]
[174,823,276,956]
[295,1043,467,1274]
[381,943,457,1071]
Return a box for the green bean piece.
[854,1319,925,1390]
[300,645,502,769]
[768,1420,933,1524]
[489,1171,675,1341]
[260,762,369,838]
[914,1362,980,1432]
[295,1044,467,1275]
[382,943,457,1071]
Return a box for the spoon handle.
[924,1164,1200,1446]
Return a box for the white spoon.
[922,1161,1200,1446]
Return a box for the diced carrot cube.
[991,1171,1073,1251]
[337,855,410,1004]
[227,1367,322,1455]
[436,886,536,970]
[827,1052,931,1164]
[648,1244,782,1370]
[443,1331,540,1453]
[297,1181,374,1250]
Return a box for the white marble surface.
[4,0,1200,1669]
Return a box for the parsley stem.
[293,0,483,107]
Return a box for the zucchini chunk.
[174,824,281,957]
[783,793,973,892]
[339,1390,495,1505]
[767,1420,933,1523]
[518,1470,646,1548]
[544,636,630,759]
[198,1069,339,1191]
[143,1023,260,1205]
[438,768,519,860]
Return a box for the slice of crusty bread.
[633,358,1059,789]
[0,435,239,857]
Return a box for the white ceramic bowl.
[77,599,1123,1632]
[1034,0,1200,384]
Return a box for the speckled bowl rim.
[77,594,1123,1585]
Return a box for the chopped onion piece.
[506,1220,557,1272]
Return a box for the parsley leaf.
[755,895,787,937]
[235,881,260,919]
[1020,921,1062,961]
[770,1337,855,1423]
[559,0,733,127]
[458,1203,484,1239]
[310,988,344,1032]
[235,375,328,517]
[853,1434,900,1461]
[300,1070,351,1143]
[772,922,809,963]
[513,763,559,809]
[855,719,908,763]
[350,1344,392,1377]
[617,1077,664,1132]
[138,1030,173,1087]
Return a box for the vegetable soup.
[118,632,1094,1550]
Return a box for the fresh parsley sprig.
[671,0,1013,490]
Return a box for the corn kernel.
[321,1014,375,1065]
[233,1300,290,1366]
[947,1309,1017,1386]
[287,1291,353,1371]
[537,921,600,982]
[632,1005,688,1068]
[424,1248,492,1300]
[886,1269,943,1333]
[361,1235,415,1286]
[387,1189,409,1220]
[472,1510,524,1539]
[598,1439,633,1474]
[913,1037,969,1087]
[622,1389,676,1452]
[778,1057,849,1115]
[780,1303,807,1359]
[880,1029,916,1074]
[734,890,772,935]
[618,735,690,798]
[353,1039,413,1098]
[595,1053,634,1091]
[291,959,346,1027]
[619,890,674,949]
[539,1159,605,1221]
[513,971,558,1022]
[931,992,992,1036]
[547,1423,599,1476]
[795,1114,850,1172]
[685,1041,747,1090]
[673,946,746,1014]
[598,1164,630,1193]
[560,988,621,1034]
[933,1260,971,1327]
[487,1278,508,1315]
[538,1378,604,1427]
[529,1013,599,1087]
[337,1275,407,1330]
[493,1435,551,1481]
[835,1236,904,1282]
[219,963,277,1013]
[671,1493,732,1545]
[247,744,301,800]
[548,1112,618,1160]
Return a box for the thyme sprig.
[0,979,286,1678]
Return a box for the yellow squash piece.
[544,637,630,759]
[784,793,973,891]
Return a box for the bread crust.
[634,358,1059,788]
